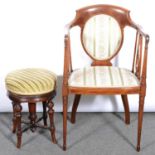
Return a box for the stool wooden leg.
[28,103,37,132]
[47,100,57,144]
[12,102,17,133]
[14,103,22,148]
[42,102,47,126]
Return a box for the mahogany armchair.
[63,5,149,151]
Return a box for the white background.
[0,0,154,112]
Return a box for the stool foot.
[12,129,16,134]
[17,135,22,148]
[52,134,57,144]
[137,146,140,152]
[63,145,66,151]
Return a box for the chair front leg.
[71,94,81,123]
[63,95,68,151]
[137,94,145,152]
[121,95,130,124]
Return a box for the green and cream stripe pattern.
[68,66,140,88]
[5,68,57,95]
[82,14,122,60]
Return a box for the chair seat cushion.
[68,66,140,88]
[5,68,57,95]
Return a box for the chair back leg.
[121,95,130,124]
[71,94,81,123]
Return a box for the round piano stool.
[5,68,57,148]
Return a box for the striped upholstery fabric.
[5,68,57,95]
[68,66,140,88]
[82,14,122,60]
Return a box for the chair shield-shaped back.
[82,14,123,60]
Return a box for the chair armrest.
[132,23,149,87]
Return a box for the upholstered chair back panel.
[82,14,122,60]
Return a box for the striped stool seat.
[69,66,140,88]
[5,68,57,95]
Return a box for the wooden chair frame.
[62,5,149,151]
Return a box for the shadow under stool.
[5,68,57,148]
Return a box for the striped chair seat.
[5,68,57,95]
[68,66,140,88]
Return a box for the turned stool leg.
[42,102,47,126]
[12,102,17,133]
[47,100,57,144]
[28,103,37,132]
[14,103,22,148]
